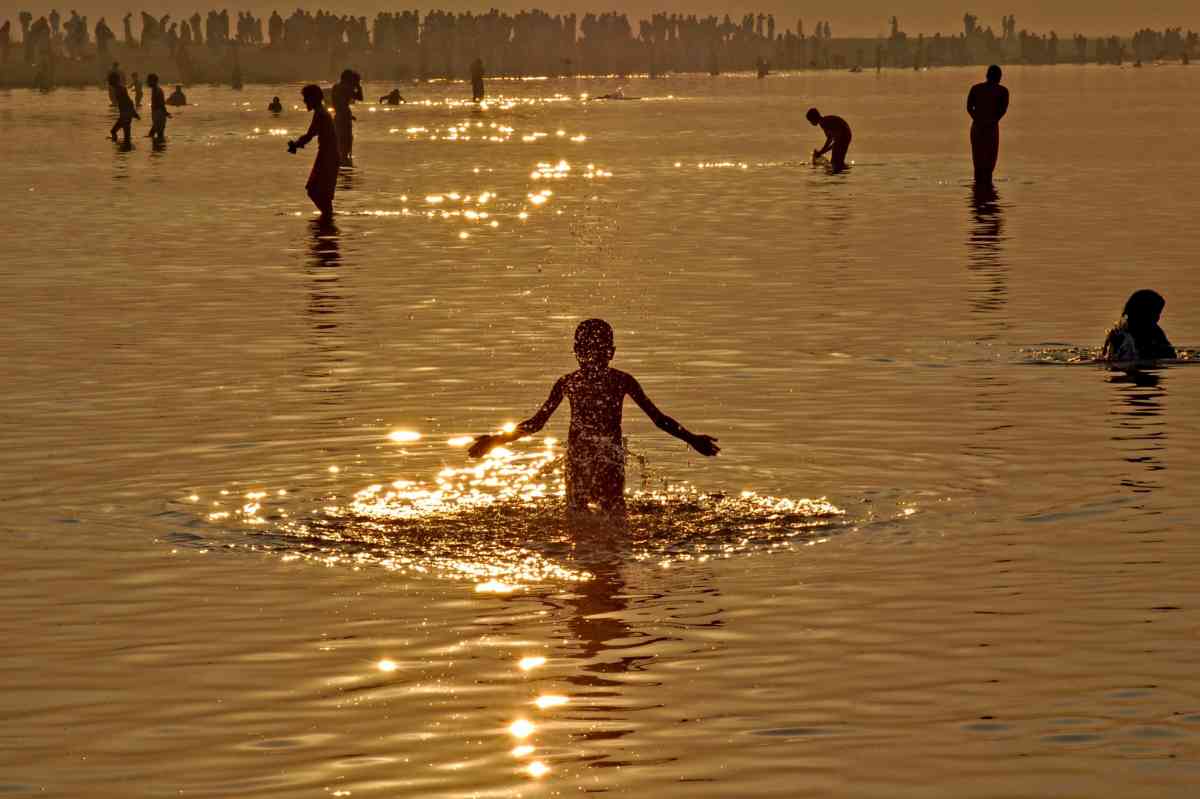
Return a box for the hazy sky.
[12,2,1199,38]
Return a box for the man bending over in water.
[807,107,852,172]
[469,319,720,515]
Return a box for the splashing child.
[469,319,720,515]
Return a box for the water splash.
[184,442,846,587]
[1021,346,1198,365]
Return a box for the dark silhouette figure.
[379,88,405,105]
[146,72,171,142]
[1100,290,1176,363]
[468,319,719,516]
[756,56,769,77]
[1107,370,1167,495]
[330,69,363,165]
[166,85,187,106]
[470,57,485,102]
[967,65,1009,184]
[107,71,139,144]
[130,71,143,107]
[106,61,122,105]
[268,96,283,113]
[288,84,339,222]
[806,107,851,172]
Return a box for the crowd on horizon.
[3,8,1198,79]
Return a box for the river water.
[3,65,1199,797]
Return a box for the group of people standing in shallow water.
[275,62,1009,220]
[802,62,1008,177]
[100,63,1179,509]
[105,61,184,145]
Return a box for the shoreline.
[2,37,1191,91]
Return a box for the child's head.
[806,107,821,125]
[146,72,158,87]
[1123,289,1166,327]
[301,83,323,109]
[574,319,615,366]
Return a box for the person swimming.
[146,72,170,142]
[1100,289,1176,362]
[379,88,405,105]
[468,319,719,516]
[287,84,339,222]
[268,96,283,113]
[967,65,1010,184]
[166,85,187,106]
[807,107,852,172]
[594,87,641,100]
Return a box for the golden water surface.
[2,66,1199,797]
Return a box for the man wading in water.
[967,64,1010,184]
[287,84,339,222]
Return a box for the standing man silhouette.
[967,64,1009,184]
[470,57,485,102]
[330,69,362,165]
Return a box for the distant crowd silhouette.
[4,9,1199,87]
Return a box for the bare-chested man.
[806,108,852,172]
[967,65,1010,184]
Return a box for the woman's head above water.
[574,319,615,366]
[1123,289,1166,327]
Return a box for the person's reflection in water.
[303,219,351,407]
[963,183,1010,491]
[554,519,721,767]
[1107,370,1167,495]
[966,183,1008,340]
[112,137,133,174]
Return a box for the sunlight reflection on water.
[188,440,848,586]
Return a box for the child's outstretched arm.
[469,376,567,457]
[626,375,720,456]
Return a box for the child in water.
[1100,289,1176,362]
[469,319,720,515]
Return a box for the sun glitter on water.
[189,437,848,588]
